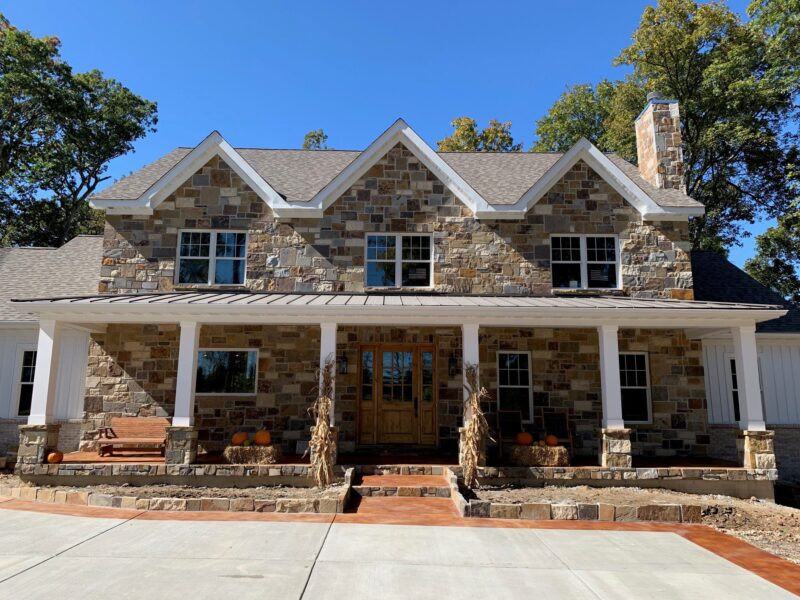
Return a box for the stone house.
[7,95,800,486]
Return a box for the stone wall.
[773,427,800,482]
[480,327,708,457]
[101,145,692,299]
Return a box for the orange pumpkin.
[515,432,534,446]
[47,451,63,464]
[254,430,271,446]
[231,432,249,446]
[538,440,546,447]
[545,434,559,447]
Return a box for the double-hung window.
[619,352,651,423]
[16,349,37,417]
[178,230,247,286]
[497,351,533,422]
[365,234,432,288]
[551,235,618,289]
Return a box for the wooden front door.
[358,344,437,445]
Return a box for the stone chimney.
[635,92,685,192]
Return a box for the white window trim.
[364,232,434,290]
[496,350,534,424]
[195,348,259,396]
[726,354,765,424]
[550,233,621,290]
[176,229,248,287]
[619,351,652,425]
[13,345,37,419]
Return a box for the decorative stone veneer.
[480,327,708,458]
[740,430,776,470]
[635,100,685,192]
[601,428,632,468]
[710,425,800,482]
[101,146,692,299]
[16,425,60,465]
[165,426,198,465]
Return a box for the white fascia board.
[91,131,286,214]
[303,118,490,216]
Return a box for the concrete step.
[351,474,451,498]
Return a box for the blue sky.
[5,0,764,265]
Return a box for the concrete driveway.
[0,506,793,599]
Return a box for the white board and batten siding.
[0,327,89,421]
[703,338,800,425]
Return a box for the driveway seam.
[298,517,335,599]
[0,510,145,586]
[528,529,604,600]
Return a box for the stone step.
[351,474,451,498]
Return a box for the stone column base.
[309,426,339,465]
[17,424,61,465]
[165,426,199,465]
[739,429,776,469]
[458,426,487,468]
[600,428,632,468]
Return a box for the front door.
[358,344,436,445]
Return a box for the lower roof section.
[11,292,786,329]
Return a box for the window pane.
[402,236,431,261]
[18,384,33,417]
[621,388,649,422]
[732,390,741,422]
[215,232,246,258]
[366,262,395,287]
[586,236,616,262]
[215,259,245,284]
[552,263,582,288]
[401,262,431,286]
[551,236,581,262]
[179,259,210,284]
[587,263,616,288]
[21,351,37,383]
[367,235,395,260]
[196,351,257,394]
[499,387,531,421]
[180,232,210,257]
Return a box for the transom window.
[178,230,247,286]
[497,351,533,422]
[16,349,36,417]
[551,235,618,289]
[365,234,432,288]
[196,350,258,395]
[619,353,651,423]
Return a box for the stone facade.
[17,424,60,465]
[100,145,692,299]
[601,428,632,468]
[635,100,685,192]
[740,430,776,470]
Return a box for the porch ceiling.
[11,291,786,328]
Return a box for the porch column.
[18,320,63,465]
[732,325,776,470]
[597,325,632,468]
[166,321,200,465]
[462,323,480,419]
[319,322,337,426]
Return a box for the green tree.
[437,117,522,152]
[745,205,800,301]
[532,0,799,252]
[303,128,329,150]
[0,14,157,247]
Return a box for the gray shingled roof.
[0,236,102,322]
[93,146,702,209]
[691,251,800,333]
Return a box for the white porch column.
[319,322,338,426]
[462,323,480,419]
[732,325,766,431]
[28,320,63,425]
[597,325,625,429]
[173,321,200,427]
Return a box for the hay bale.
[508,445,569,467]
[222,445,282,464]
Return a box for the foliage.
[745,204,800,301]
[531,0,799,254]
[0,14,157,247]
[303,128,329,150]
[437,117,522,152]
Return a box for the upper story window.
[177,230,247,286]
[365,234,432,288]
[551,235,619,289]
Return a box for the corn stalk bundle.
[461,364,493,488]
[306,358,336,488]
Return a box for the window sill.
[551,288,625,297]
[173,284,248,292]
[364,287,435,293]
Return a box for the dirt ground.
[475,483,800,565]
[0,473,344,500]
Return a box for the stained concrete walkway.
[0,506,794,599]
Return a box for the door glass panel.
[362,351,373,401]
[421,351,434,402]
[382,351,413,402]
